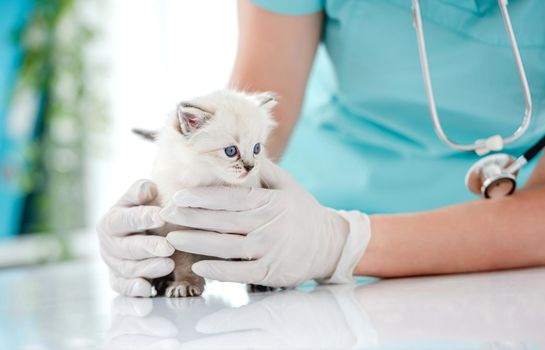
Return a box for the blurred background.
[0,0,238,267]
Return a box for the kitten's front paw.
[165,281,203,298]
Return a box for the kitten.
[134,89,276,297]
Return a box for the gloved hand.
[162,159,371,287]
[97,180,175,297]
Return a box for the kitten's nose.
[243,162,254,172]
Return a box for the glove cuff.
[319,210,371,284]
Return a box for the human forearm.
[228,0,322,159]
[355,185,545,277]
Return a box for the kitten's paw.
[165,281,203,298]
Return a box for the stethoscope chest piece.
[465,154,517,199]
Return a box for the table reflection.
[107,268,545,349]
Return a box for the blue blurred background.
[1,0,100,239]
[0,0,34,238]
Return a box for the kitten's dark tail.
[132,128,157,142]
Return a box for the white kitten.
[134,89,276,297]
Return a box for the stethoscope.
[412,0,545,199]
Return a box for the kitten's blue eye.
[224,146,238,157]
[253,143,261,155]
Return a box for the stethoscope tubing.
[411,0,533,153]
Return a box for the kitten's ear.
[254,92,278,111]
[177,103,213,136]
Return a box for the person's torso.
[281,0,545,213]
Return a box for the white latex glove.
[162,159,371,287]
[97,180,175,297]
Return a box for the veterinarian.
[98,0,545,296]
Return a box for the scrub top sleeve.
[250,0,325,15]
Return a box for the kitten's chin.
[224,175,249,185]
[220,172,256,186]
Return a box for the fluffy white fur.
[140,89,276,297]
[152,89,276,205]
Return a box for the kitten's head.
[160,90,277,184]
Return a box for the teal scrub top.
[252,0,545,214]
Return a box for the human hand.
[97,180,175,297]
[162,159,371,287]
